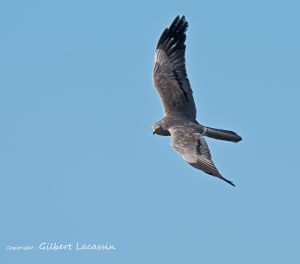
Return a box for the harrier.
[152,16,242,186]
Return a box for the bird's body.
[152,16,242,186]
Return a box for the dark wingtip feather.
[156,15,188,54]
[220,177,235,187]
[168,15,181,33]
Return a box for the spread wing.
[152,16,197,119]
[169,126,235,186]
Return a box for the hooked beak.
[152,127,157,135]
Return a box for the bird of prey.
[152,16,242,186]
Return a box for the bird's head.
[152,120,171,136]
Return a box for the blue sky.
[1,0,299,263]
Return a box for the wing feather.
[169,126,235,186]
[153,16,197,119]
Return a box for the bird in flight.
[152,16,242,186]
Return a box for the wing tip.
[220,176,235,187]
[156,15,189,52]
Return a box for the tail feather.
[204,126,242,143]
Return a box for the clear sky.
[1,0,299,263]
